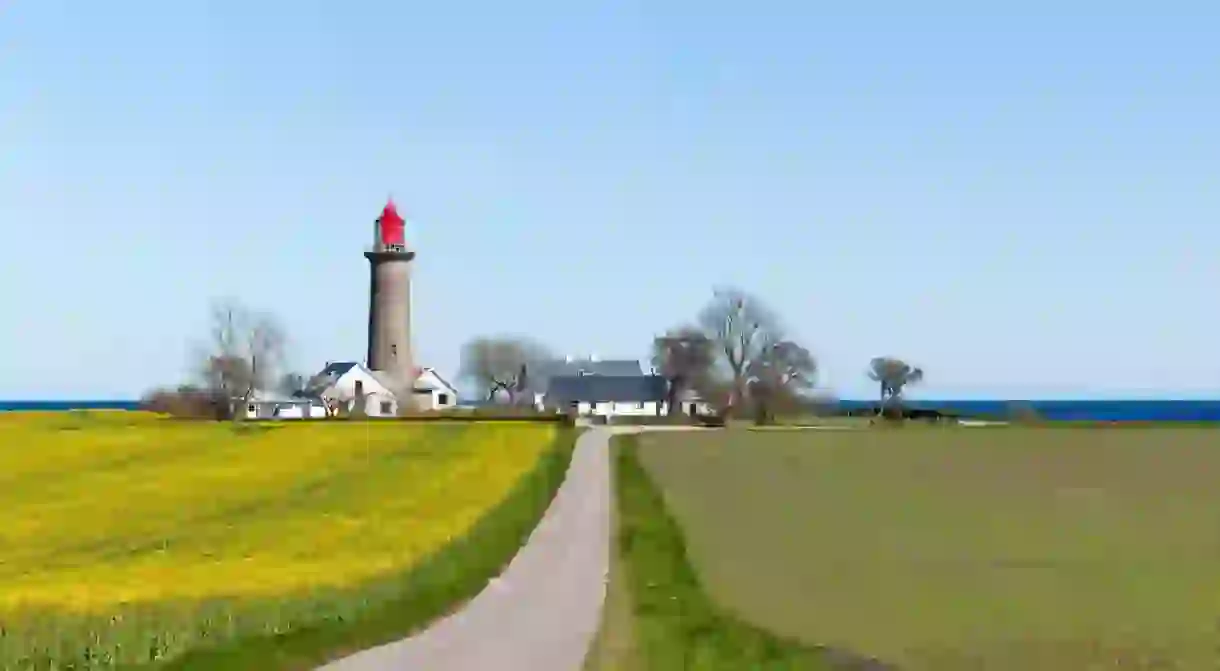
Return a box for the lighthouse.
[365,199,417,406]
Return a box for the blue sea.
[4,399,1220,422]
[836,399,1220,422]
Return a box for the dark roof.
[303,361,359,396]
[528,359,645,394]
[578,359,643,376]
[318,361,358,378]
[545,374,666,403]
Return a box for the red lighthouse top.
[377,199,406,248]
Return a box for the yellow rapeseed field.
[0,411,562,667]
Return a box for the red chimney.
[377,199,406,248]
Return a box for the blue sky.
[2,1,1218,400]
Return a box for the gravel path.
[316,427,612,671]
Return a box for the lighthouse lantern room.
[374,199,407,252]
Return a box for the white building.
[528,356,714,419]
[543,374,667,417]
[297,361,460,417]
[412,367,460,410]
[527,356,645,409]
[243,390,328,420]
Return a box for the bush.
[139,387,227,420]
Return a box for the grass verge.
[146,428,578,671]
[589,434,891,670]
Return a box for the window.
[636,401,644,409]
[247,404,256,413]
[355,380,364,396]
[380,401,393,415]
[438,393,449,406]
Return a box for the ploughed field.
[636,426,1220,670]
[0,411,559,668]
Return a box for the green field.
[633,426,1220,670]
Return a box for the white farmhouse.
[544,374,668,418]
[531,356,713,419]
[297,361,459,417]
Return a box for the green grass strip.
[140,427,578,671]
[610,434,892,671]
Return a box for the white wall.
[575,401,662,417]
[327,367,392,401]
[661,401,714,416]
[414,369,459,411]
[362,392,398,417]
[416,388,457,410]
[246,400,328,420]
[566,401,711,417]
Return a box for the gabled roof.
[303,362,453,399]
[302,362,359,396]
[545,374,666,404]
[303,361,397,398]
[416,367,458,394]
[566,359,642,376]
[528,358,644,394]
[318,361,359,378]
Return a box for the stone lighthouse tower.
[365,199,417,406]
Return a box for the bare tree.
[277,372,307,397]
[459,336,550,404]
[196,299,288,419]
[747,340,817,424]
[652,327,714,416]
[697,287,782,413]
[867,356,924,413]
